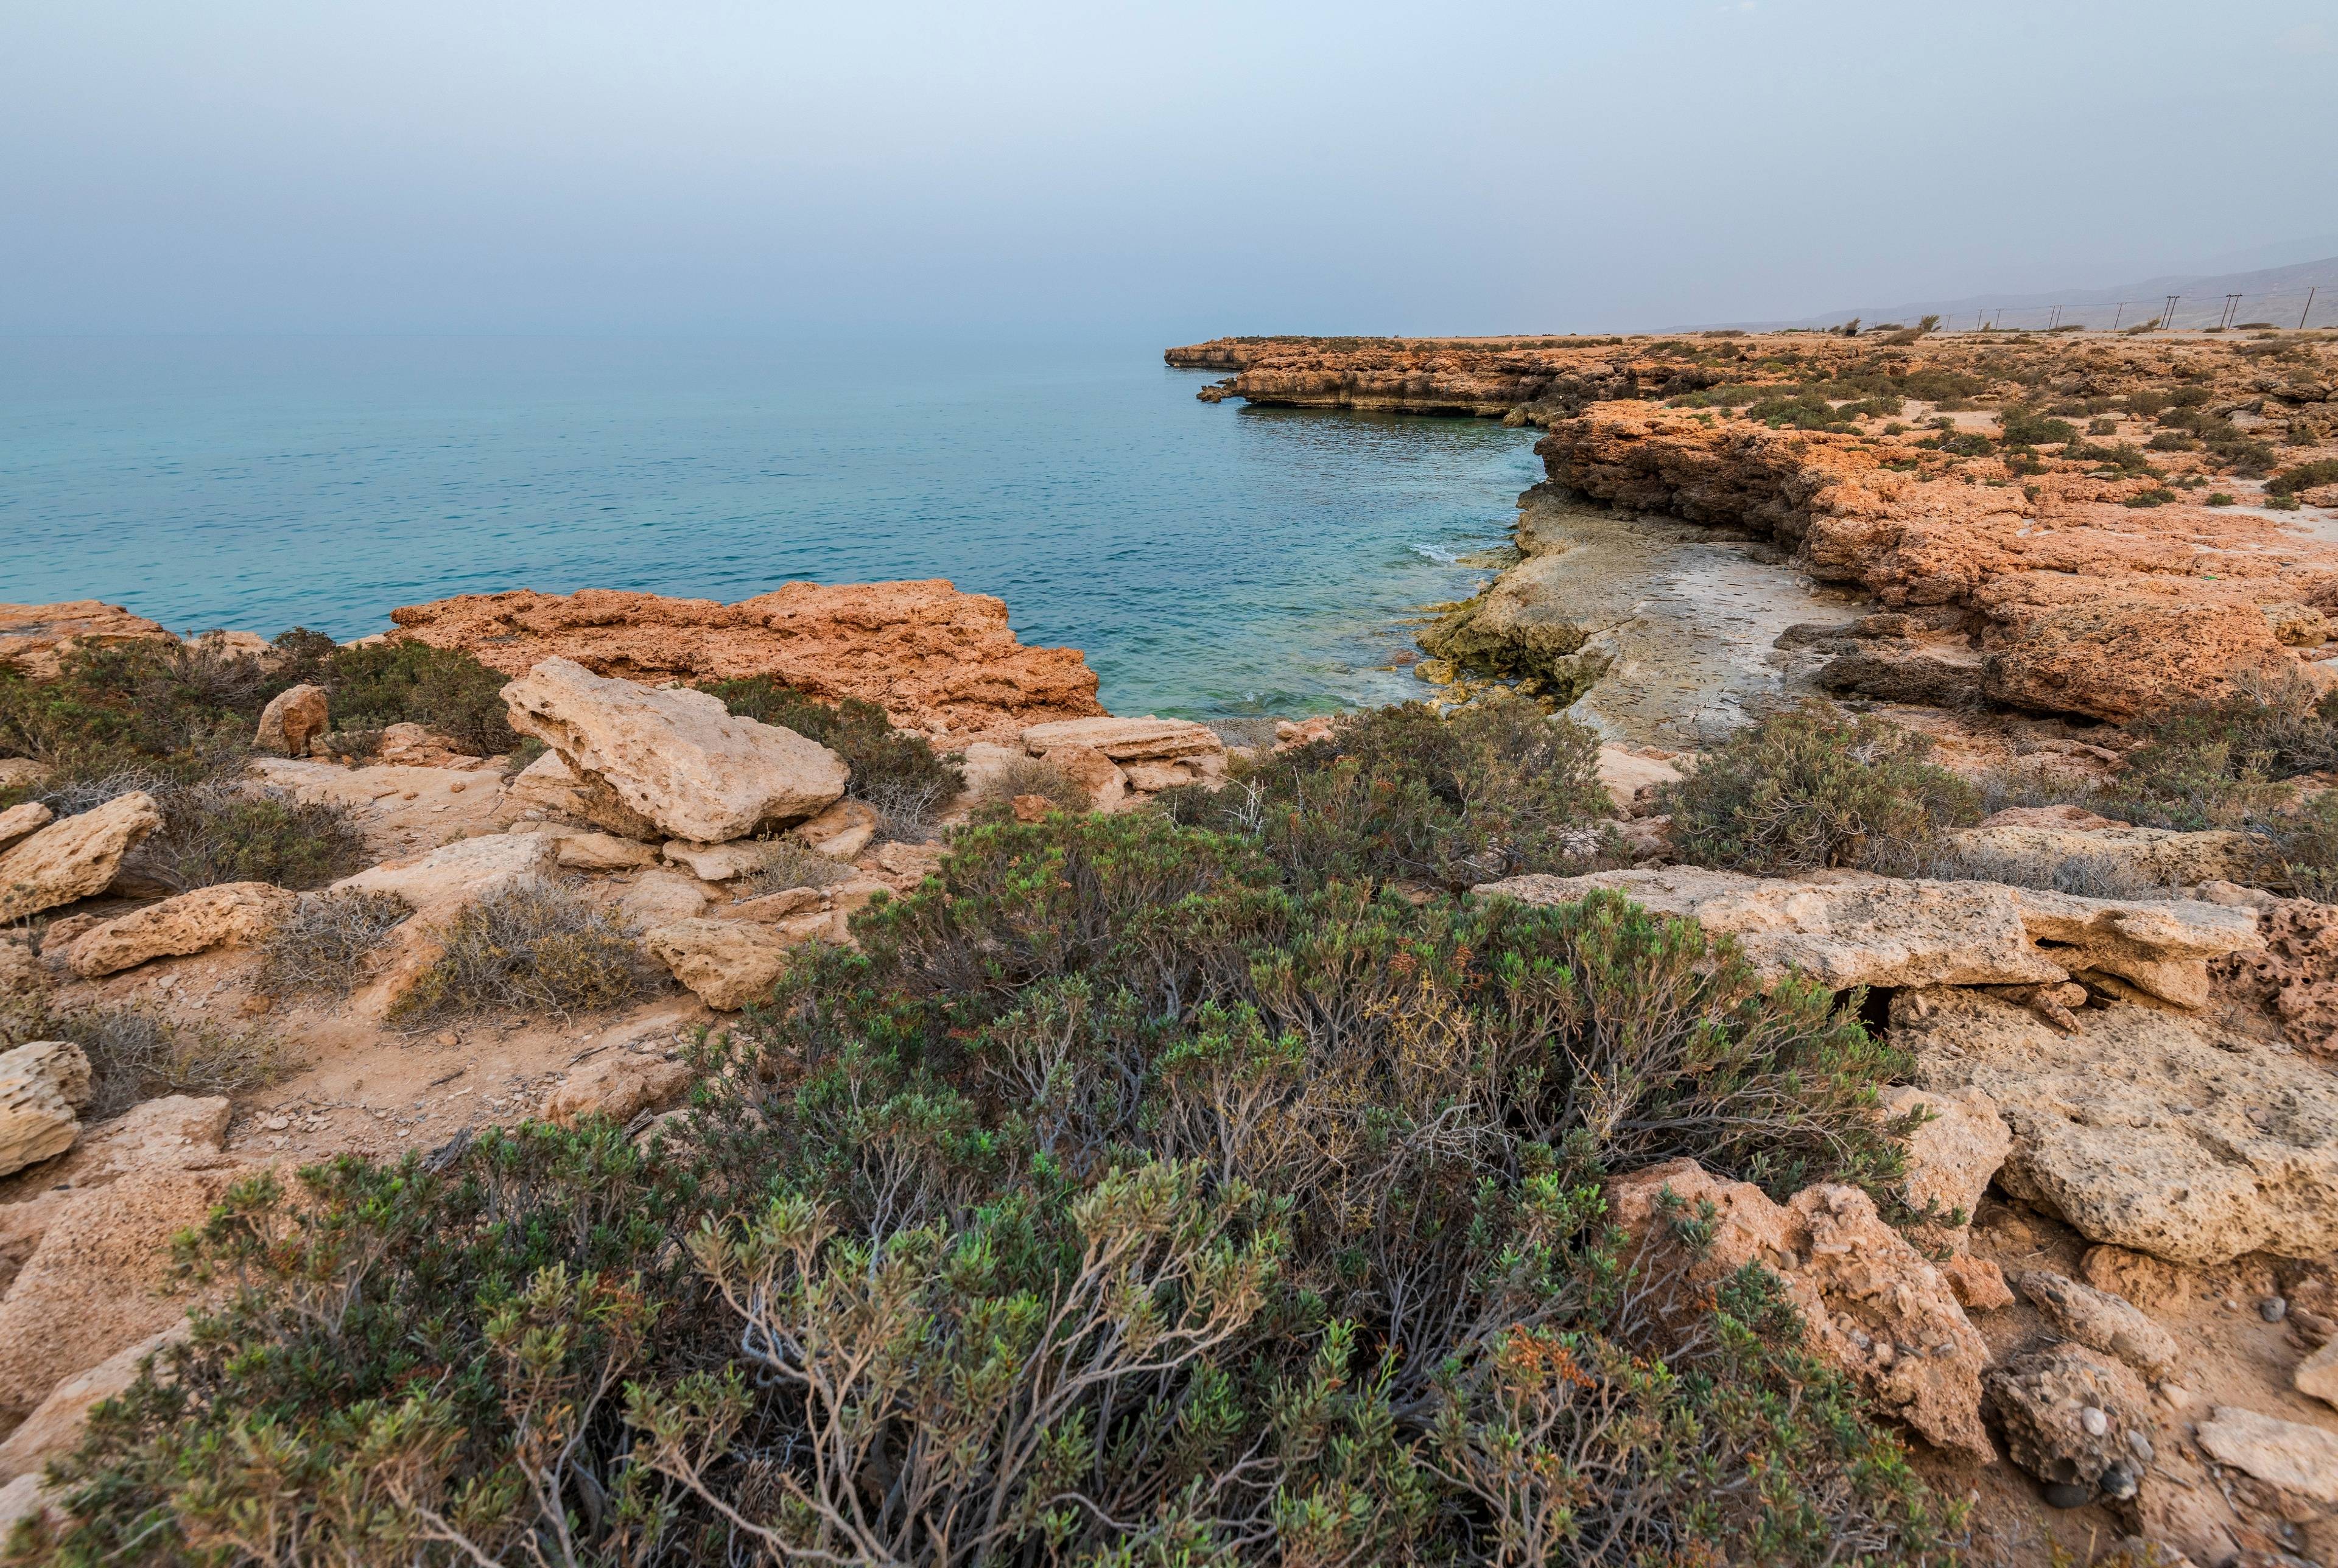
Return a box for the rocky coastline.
[2,323,2337,1561]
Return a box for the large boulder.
[253,683,330,757]
[66,881,295,978]
[1896,987,2338,1265]
[0,1043,91,1180]
[644,915,832,1010]
[502,658,847,842]
[1604,1159,1993,1460]
[0,792,164,922]
[0,1321,185,1484]
[542,1050,694,1127]
[1474,867,2259,1007]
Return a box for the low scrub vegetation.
[2269,457,2338,497]
[1,996,291,1118]
[973,752,1090,815]
[387,878,661,1026]
[304,637,522,757]
[1161,693,1614,890]
[702,676,964,839]
[734,837,854,895]
[255,888,415,998]
[128,777,368,893]
[20,810,1958,1567]
[1663,702,1981,875]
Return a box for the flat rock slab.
[1947,821,2262,892]
[645,915,834,1010]
[504,657,847,842]
[1897,987,2338,1266]
[0,1043,91,1181]
[2196,1407,2338,1503]
[67,881,293,978]
[1019,716,1225,761]
[1473,866,2259,1006]
[0,793,163,923]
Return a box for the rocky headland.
[2,323,2337,1563]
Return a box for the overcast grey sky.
[4,1,2332,338]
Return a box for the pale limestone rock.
[1475,866,2259,1006]
[662,838,788,881]
[542,1052,693,1127]
[1019,715,1224,761]
[1881,1084,2009,1233]
[0,1105,241,1419]
[869,840,944,886]
[645,915,829,1010]
[553,830,660,870]
[66,881,294,978]
[1594,746,1683,814]
[502,657,846,842]
[1604,1158,1992,1460]
[0,793,164,922]
[374,723,476,767]
[253,682,329,756]
[723,887,830,922]
[793,797,878,859]
[1041,745,1126,810]
[2196,1407,2338,1503]
[0,1043,91,1180]
[0,1474,53,1539]
[2294,1337,2338,1409]
[2082,1246,2191,1312]
[1947,820,2261,892]
[1985,1344,2153,1501]
[0,803,52,856]
[1898,987,2338,1265]
[0,1321,186,1483]
[1121,758,1199,793]
[955,741,1023,802]
[506,747,596,819]
[331,833,559,1012]
[0,940,37,999]
[2014,1269,2183,1380]
[617,869,710,928]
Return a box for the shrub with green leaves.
[1663,702,1981,875]
[21,811,1959,1567]
[319,639,521,756]
[700,676,963,836]
[2099,667,2338,830]
[124,779,370,894]
[2269,457,2338,498]
[1161,693,1612,889]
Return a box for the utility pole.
[2112,302,2126,329]
[2048,304,2062,329]
[2221,293,2242,330]
[2163,294,2180,331]
[2305,287,2319,331]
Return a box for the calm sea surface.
[0,337,1539,718]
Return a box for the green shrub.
[1998,406,2076,445]
[388,879,661,1025]
[700,676,963,836]
[320,640,520,757]
[2099,668,2338,828]
[126,779,370,894]
[1663,702,1981,875]
[2125,487,2178,508]
[2269,458,2338,497]
[1161,694,1612,890]
[0,645,270,785]
[21,821,1962,1565]
[734,837,855,895]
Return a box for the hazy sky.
[5,1,2333,338]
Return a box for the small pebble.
[2224,1298,2241,1312]
[2080,1405,2109,1437]
[2127,1429,2154,1463]
[2259,1296,2287,1323]
[2157,1382,2194,1410]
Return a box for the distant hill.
[1710,254,2338,334]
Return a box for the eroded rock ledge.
[387,580,1104,739]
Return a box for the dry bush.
[975,754,1089,814]
[855,771,955,843]
[388,879,661,1025]
[735,838,855,896]
[44,1003,293,1118]
[255,889,414,998]
[124,778,370,894]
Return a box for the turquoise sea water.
[0,338,1539,719]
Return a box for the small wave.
[1408,542,1462,564]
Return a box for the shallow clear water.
[0,337,1540,719]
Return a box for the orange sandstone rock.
[387,581,1103,739]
